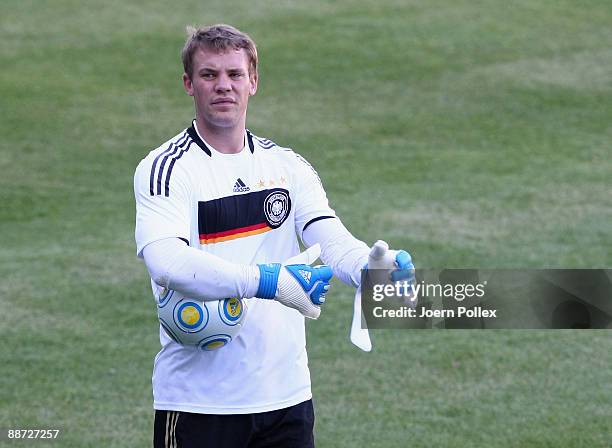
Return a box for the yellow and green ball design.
[175,301,208,333]
[157,291,247,351]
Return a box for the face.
[183,48,258,131]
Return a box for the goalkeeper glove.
[367,240,416,306]
[255,244,333,319]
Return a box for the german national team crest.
[264,190,290,228]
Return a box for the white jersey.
[134,121,336,414]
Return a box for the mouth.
[211,98,236,105]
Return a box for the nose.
[215,73,231,93]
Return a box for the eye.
[230,72,244,79]
[201,73,215,80]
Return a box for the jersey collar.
[186,122,211,156]
[187,120,256,156]
[246,130,255,154]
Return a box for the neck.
[195,117,245,154]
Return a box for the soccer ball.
[157,289,247,351]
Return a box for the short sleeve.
[134,158,191,257]
[291,152,337,239]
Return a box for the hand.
[256,244,333,319]
[367,240,416,306]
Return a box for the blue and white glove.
[256,244,333,319]
[367,240,416,306]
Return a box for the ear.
[249,71,258,96]
[183,73,194,97]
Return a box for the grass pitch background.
[1,0,611,446]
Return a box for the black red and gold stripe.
[198,188,291,244]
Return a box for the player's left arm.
[302,219,415,289]
[290,150,414,289]
[301,217,368,287]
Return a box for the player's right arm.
[134,156,330,318]
[143,239,330,319]
[142,237,260,300]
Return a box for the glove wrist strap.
[256,263,281,300]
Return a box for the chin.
[201,113,238,129]
[210,118,239,129]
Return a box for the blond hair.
[181,24,258,78]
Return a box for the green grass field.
[1,0,611,446]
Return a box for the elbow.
[142,239,186,288]
[150,269,170,288]
[143,253,171,288]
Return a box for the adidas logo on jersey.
[233,178,250,193]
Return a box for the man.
[134,24,413,447]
